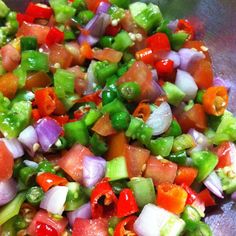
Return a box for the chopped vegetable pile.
[0,0,235,235]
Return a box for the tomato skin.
[72,218,109,236]
[93,48,123,63]
[125,145,150,178]
[27,210,68,236]
[114,216,137,236]
[65,42,86,66]
[1,44,21,72]
[144,157,177,186]
[0,141,14,181]
[174,166,198,187]
[0,73,18,99]
[25,72,51,91]
[58,144,93,182]
[197,189,216,207]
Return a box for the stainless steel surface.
[4,0,236,235]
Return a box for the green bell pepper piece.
[191,151,218,182]
[0,192,26,225]
[167,151,187,165]
[0,0,10,18]
[21,50,49,72]
[99,36,114,48]
[195,89,205,104]
[112,31,133,51]
[64,29,76,41]
[156,19,172,38]
[102,89,118,105]
[162,82,185,106]
[84,109,101,126]
[71,0,86,10]
[118,82,141,101]
[20,36,37,52]
[128,177,156,208]
[101,98,128,114]
[170,32,189,51]
[172,134,195,153]
[111,111,130,131]
[76,10,94,25]
[108,5,125,20]
[90,133,108,156]
[13,65,27,89]
[129,2,147,18]
[0,92,10,113]
[106,156,128,181]
[11,90,34,104]
[51,4,76,23]
[186,222,212,236]
[110,0,130,9]
[150,136,174,157]
[64,120,89,146]
[163,119,182,137]
[37,160,56,174]
[1,216,17,235]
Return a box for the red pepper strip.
[105,24,121,36]
[133,102,151,122]
[181,183,197,205]
[117,189,139,218]
[75,90,102,105]
[35,221,58,236]
[80,42,94,60]
[176,19,194,40]
[34,88,57,117]
[146,32,170,53]
[16,13,34,26]
[36,172,68,192]
[90,178,118,219]
[114,216,138,236]
[32,109,41,122]
[197,189,216,207]
[155,59,174,79]
[25,2,53,19]
[51,115,69,126]
[135,48,155,66]
[45,27,64,46]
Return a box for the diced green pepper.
[112,31,133,51]
[170,32,189,51]
[111,111,130,131]
[195,90,205,104]
[71,0,86,10]
[19,166,37,186]
[118,82,141,101]
[150,136,174,157]
[163,120,182,137]
[99,36,114,48]
[110,0,130,9]
[172,134,195,153]
[162,82,185,106]
[186,222,212,236]
[51,4,76,23]
[111,179,128,195]
[1,216,17,235]
[129,2,147,18]
[128,177,156,208]
[13,65,27,89]
[156,19,172,38]
[26,186,44,205]
[90,133,108,156]
[84,109,101,126]
[0,92,10,113]
[106,156,128,181]
[76,10,94,25]
[102,89,118,105]
[108,5,125,20]
[20,36,37,52]
[101,98,128,114]
[191,151,218,182]
[0,0,10,18]
[37,160,56,174]
[167,151,187,165]
[11,90,34,104]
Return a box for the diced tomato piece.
[58,144,93,182]
[155,59,174,79]
[46,27,64,46]
[174,166,198,186]
[214,142,235,169]
[17,22,50,44]
[105,24,121,36]
[65,42,86,66]
[0,73,18,99]
[106,132,127,161]
[80,42,94,60]
[93,48,123,63]
[176,19,195,40]
[181,184,198,205]
[25,72,51,91]
[92,114,116,137]
[157,183,188,214]
[176,104,207,133]
[144,157,177,186]
[125,145,150,178]
[32,109,41,122]
[85,0,109,12]
[25,2,53,19]
[16,13,35,26]
[27,210,68,236]
[146,33,171,53]
[1,44,21,72]
[197,189,216,207]
[0,141,14,181]
[72,218,108,236]
[51,115,69,126]
[76,90,102,105]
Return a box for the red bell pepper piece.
[176,19,194,40]
[90,178,118,218]
[25,2,53,19]
[32,109,42,122]
[114,216,138,236]
[135,48,155,66]
[35,222,58,236]
[155,59,174,79]
[105,24,121,36]
[181,183,198,205]
[146,32,171,53]
[51,115,69,126]
[117,189,139,218]
[75,90,102,105]
[16,13,34,26]
[36,172,68,192]
[45,27,65,46]
[34,88,57,117]
[197,189,216,207]
[174,166,198,187]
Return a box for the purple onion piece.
[1,138,24,159]
[147,80,165,102]
[179,48,205,71]
[35,118,62,152]
[83,155,106,187]
[213,77,231,91]
[151,69,158,81]
[78,34,99,46]
[67,203,92,227]
[18,126,39,157]
[96,2,111,14]
[0,178,17,206]
[167,19,179,32]
[231,191,236,202]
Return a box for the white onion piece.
[179,48,205,71]
[18,126,39,156]
[146,102,172,136]
[40,186,68,215]
[23,160,39,168]
[67,203,91,227]
[175,69,198,101]
[1,138,24,159]
[83,156,106,188]
[85,61,97,95]
[0,178,17,206]
[204,171,224,199]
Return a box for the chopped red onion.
[188,129,209,154]
[83,156,106,187]
[146,102,172,136]
[179,48,205,71]
[151,69,158,81]
[231,191,236,202]
[1,138,24,159]
[204,171,224,199]
[67,203,91,226]
[167,19,179,32]
[145,80,165,102]
[18,126,39,157]
[85,61,97,95]
[154,51,180,68]
[40,186,68,215]
[175,69,198,101]
[35,118,62,152]
[213,77,231,91]
[0,178,17,206]
[78,34,99,46]
[96,2,111,14]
